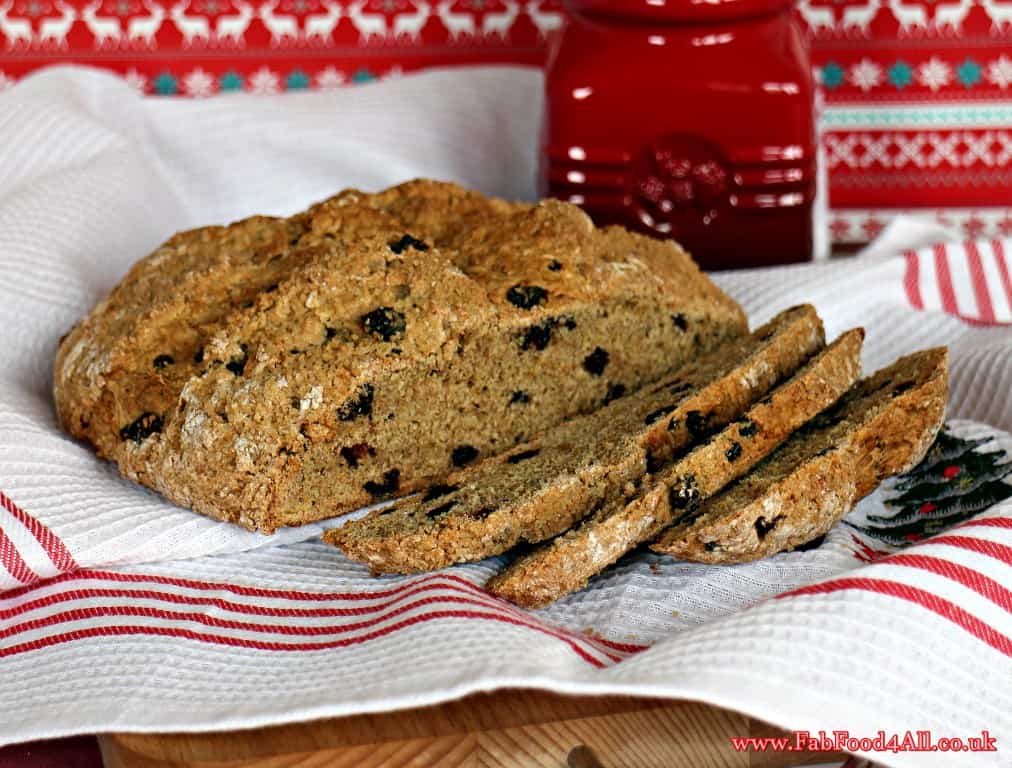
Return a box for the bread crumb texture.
[53,180,746,532]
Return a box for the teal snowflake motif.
[821,61,844,90]
[888,60,913,90]
[220,71,244,92]
[957,58,982,88]
[154,72,178,96]
[351,68,376,84]
[287,70,311,91]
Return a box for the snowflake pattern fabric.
[987,55,1012,89]
[1,0,1012,246]
[918,57,953,91]
[797,4,1012,247]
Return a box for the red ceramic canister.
[541,0,819,270]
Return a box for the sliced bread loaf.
[485,329,865,608]
[650,347,948,562]
[325,305,824,574]
[54,180,745,532]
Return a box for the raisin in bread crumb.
[486,329,865,608]
[326,305,824,574]
[651,348,948,562]
[53,179,745,532]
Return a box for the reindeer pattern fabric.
[0,0,559,57]
[0,0,1010,250]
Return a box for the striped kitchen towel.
[0,67,1009,767]
[904,241,1012,326]
[0,425,1008,768]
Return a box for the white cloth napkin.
[0,66,1010,767]
[0,64,543,583]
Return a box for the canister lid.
[565,0,794,23]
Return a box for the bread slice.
[325,305,824,574]
[54,180,745,532]
[649,348,949,563]
[485,329,865,608]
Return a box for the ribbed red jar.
[541,0,817,270]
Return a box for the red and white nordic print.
[798,1,1012,244]
[0,1,1010,245]
[0,0,561,92]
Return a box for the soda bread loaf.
[650,348,948,562]
[53,180,745,532]
[326,305,824,574]
[486,329,865,608]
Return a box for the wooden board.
[98,690,847,767]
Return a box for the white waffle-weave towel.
[0,66,1010,767]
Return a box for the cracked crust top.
[54,180,745,531]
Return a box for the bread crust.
[327,305,824,573]
[53,180,745,532]
[486,329,865,608]
[650,347,948,563]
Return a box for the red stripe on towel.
[779,577,1011,657]
[933,243,958,317]
[0,528,37,585]
[885,554,1012,613]
[0,610,610,667]
[0,491,78,573]
[903,250,923,310]
[965,241,996,323]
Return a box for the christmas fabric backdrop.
[0,0,560,91]
[799,2,1012,247]
[0,0,1010,246]
[0,68,1010,761]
